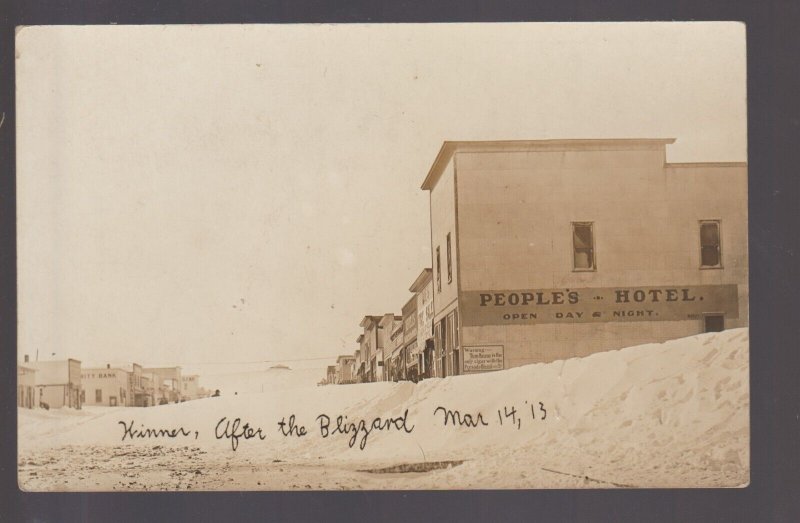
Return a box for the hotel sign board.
[460,284,739,327]
[462,345,504,373]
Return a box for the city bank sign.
[460,284,739,326]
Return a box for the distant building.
[81,362,146,407]
[410,268,435,378]
[141,373,155,405]
[350,354,358,382]
[17,364,37,409]
[142,371,165,405]
[326,365,337,385]
[359,316,382,382]
[181,374,201,400]
[401,294,419,381]
[377,314,402,382]
[336,355,355,384]
[387,322,403,382]
[81,364,132,407]
[143,367,182,404]
[352,349,361,382]
[421,139,748,374]
[28,359,82,409]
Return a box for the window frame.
[699,219,723,269]
[446,232,453,283]
[435,246,442,292]
[571,222,597,272]
[453,309,459,349]
[446,311,455,353]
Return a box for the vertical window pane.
[436,246,442,292]
[701,246,720,267]
[700,222,719,245]
[572,223,595,270]
[446,233,452,283]
[574,251,592,269]
[574,225,593,248]
[700,221,721,267]
[453,309,459,348]
[439,319,448,369]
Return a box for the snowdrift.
[19,328,749,489]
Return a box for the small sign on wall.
[462,345,504,373]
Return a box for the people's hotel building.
[422,139,748,375]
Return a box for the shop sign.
[462,345,504,372]
[460,284,739,326]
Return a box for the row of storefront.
[322,267,437,385]
[330,138,749,382]
[17,355,208,409]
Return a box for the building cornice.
[409,268,433,292]
[421,138,678,190]
[665,162,748,168]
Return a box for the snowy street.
[18,329,749,491]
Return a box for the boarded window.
[572,223,595,270]
[95,389,102,402]
[700,221,722,267]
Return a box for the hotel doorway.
[704,314,725,333]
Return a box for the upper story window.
[446,233,453,283]
[572,222,596,271]
[700,220,722,268]
[436,246,442,292]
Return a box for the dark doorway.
[704,314,725,333]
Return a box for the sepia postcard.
[16,22,748,491]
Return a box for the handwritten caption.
[118,401,549,451]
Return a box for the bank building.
[421,139,748,376]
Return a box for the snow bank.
[19,329,749,488]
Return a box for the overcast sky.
[16,23,746,370]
